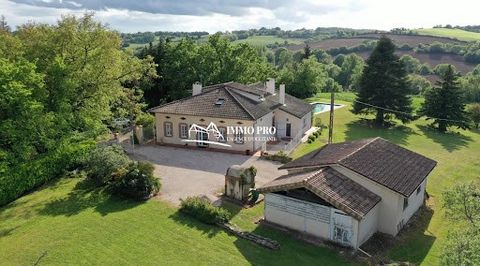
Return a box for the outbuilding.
[257,137,437,249]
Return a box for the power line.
[352,99,470,124]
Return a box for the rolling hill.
[413,28,480,42]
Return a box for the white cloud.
[1,0,480,33]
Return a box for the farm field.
[293,94,480,265]
[355,50,477,74]
[232,35,305,47]
[414,28,480,42]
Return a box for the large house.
[257,137,437,249]
[150,79,313,154]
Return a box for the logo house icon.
[182,122,231,147]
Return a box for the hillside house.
[150,79,313,154]
[257,137,437,249]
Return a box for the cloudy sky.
[1,0,479,33]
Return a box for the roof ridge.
[339,137,380,163]
[224,87,256,120]
[301,168,325,183]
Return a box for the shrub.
[307,139,313,144]
[313,115,323,128]
[263,151,292,164]
[135,113,155,127]
[179,196,231,224]
[467,103,480,129]
[112,161,160,200]
[0,137,95,206]
[308,135,316,142]
[84,144,131,185]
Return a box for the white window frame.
[179,123,188,139]
[218,127,227,143]
[164,122,173,137]
[234,130,244,144]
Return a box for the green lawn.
[294,94,480,265]
[414,28,480,42]
[233,36,305,47]
[1,93,478,265]
[0,178,351,265]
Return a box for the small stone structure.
[225,165,256,202]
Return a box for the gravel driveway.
[129,145,286,205]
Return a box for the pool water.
[312,102,343,114]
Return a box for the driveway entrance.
[128,145,286,205]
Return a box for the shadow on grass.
[38,179,144,217]
[0,226,19,237]
[344,119,418,146]
[417,125,473,152]
[168,211,222,238]
[361,204,435,264]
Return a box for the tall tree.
[303,44,312,59]
[277,57,327,98]
[419,65,470,132]
[352,36,414,126]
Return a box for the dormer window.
[215,98,225,106]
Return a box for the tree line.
[0,14,155,205]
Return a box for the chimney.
[279,84,285,105]
[265,78,275,95]
[192,82,202,96]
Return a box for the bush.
[0,137,95,206]
[112,161,160,200]
[467,103,480,128]
[84,144,131,185]
[308,135,316,142]
[263,151,292,164]
[179,196,231,224]
[313,115,323,128]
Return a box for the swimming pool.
[311,102,344,114]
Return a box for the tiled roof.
[150,82,313,120]
[280,137,437,197]
[257,167,381,220]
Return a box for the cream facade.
[259,138,436,249]
[151,80,314,154]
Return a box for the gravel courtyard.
[129,145,286,205]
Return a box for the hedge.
[0,138,95,206]
[179,196,231,224]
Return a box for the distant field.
[414,28,480,42]
[233,36,304,47]
[355,50,476,74]
[288,33,465,52]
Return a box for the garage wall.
[264,193,359,248]
[357,203,380,247]
[331,165,403,236]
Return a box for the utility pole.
[328,90,335,144]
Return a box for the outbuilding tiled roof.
[279,137,437,197]
[149,82,313,120]
[258,167,381,220]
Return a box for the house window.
[164,122,173,137]
[416,185,422,195]
[303,117,307,128]
[218,127,227,143]
[234,130,244,144]
[403,197,409,210]
[179,123,188,139]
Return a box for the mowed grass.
[414,28,480,42]
[0,178,351,265]
[293,93,480,265]
[233,36,305,47]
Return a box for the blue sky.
[1,0,479,33]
